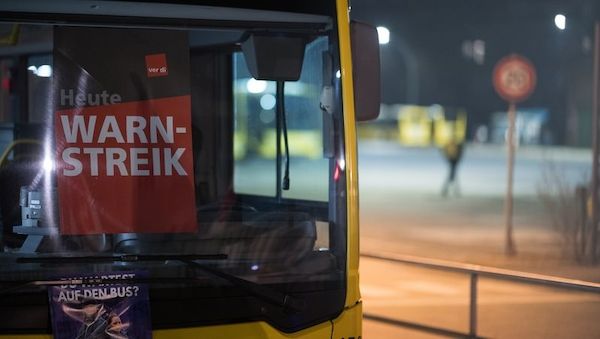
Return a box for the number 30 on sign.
[493,54,537,103]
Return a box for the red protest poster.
[53,27,196,235]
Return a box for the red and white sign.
[493,54,537,103]
[55,95,196,235]
[54,27,195,235]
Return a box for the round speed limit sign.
[493,54,536,103]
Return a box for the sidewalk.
[357,141,599,282]
[360,193,600,282]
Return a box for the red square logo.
[145,53,168,77]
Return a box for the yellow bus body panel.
[153,321,332,339]
[0,303,362,339]
[332,302,363,338]
[336,0,361,309]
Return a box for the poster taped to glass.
[53,27,196,235]
[48,271,151,339]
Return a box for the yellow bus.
[233,79,323,160]
[396,105,467,147]
[0,1,379,338]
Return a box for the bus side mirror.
[350,21,381,121]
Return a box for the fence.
[361,252,600,338]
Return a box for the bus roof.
[0,0,333,28]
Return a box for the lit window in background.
[461,40,486,65]
[472,40,485,65]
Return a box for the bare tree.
[537,161,591,263]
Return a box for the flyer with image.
[48,271,152,339]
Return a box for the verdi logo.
[145,53,168,77]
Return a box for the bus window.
[0,7,347,335]
[233,36,330,202]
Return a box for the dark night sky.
[350,0,600,144]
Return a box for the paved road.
[358,141,600,280]
[357,142,599,338]
[360,256,600,338]
[358,141,591,197]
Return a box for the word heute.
[60,115,187,177]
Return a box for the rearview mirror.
[350,21,381,121]
[241,33,306,81]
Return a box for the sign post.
[493,54,537,256]
[592,22,600,263]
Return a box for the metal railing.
[361,251,600,338]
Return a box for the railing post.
[469,272,478,338]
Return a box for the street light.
[377,26,390,45]
[377,26,419,103]
[554,14,566,30]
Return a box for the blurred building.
[351,0,600,147]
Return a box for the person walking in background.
[441,132,464,197]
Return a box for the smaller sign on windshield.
[48,271,151,339]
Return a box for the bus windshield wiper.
[0,275,204,296]
[181,259,305,313]
[16,253,227,264]
[0,253,228,295]
[7,254,305,312]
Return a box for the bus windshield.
[0,4,346,333]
